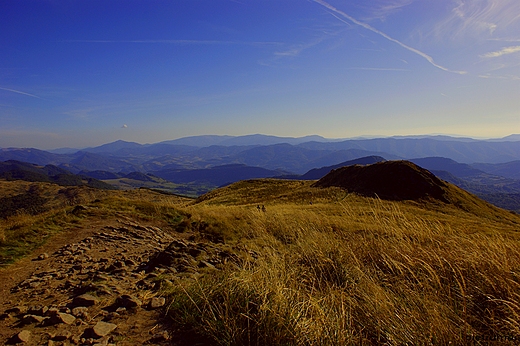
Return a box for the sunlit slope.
[2,167,520,344]
[193,161,519,228]
[174,164,520,344]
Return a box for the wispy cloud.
[360,0,416,21]
[0,86,42,99]
[348,67,411,72]
[312,0,467,74]
[431,0,520,41]
[487,38,520,42]
[273,37,326,57]
[478,73,520,80]
[480,45,520,58]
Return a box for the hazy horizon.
[1,132,519,151]
[1,1,519,149]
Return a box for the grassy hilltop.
[1,162,520,345]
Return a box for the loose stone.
[91,321,118,338]
[12,330,31,343]
[73,293,99,307]
[116,294,142,309]
[149,297,166,309]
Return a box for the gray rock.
[73,293,99,307]
[22,314,45,325]
[72,306,90,320]
[116,294,142,309]
[12,330,31,343]
[91,321,117,338]
[47,312,76,325]
[149,297,166,309]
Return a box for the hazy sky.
[1,0,519,149]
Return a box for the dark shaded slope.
[0,160,115,189]
[312,161,449,202]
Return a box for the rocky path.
[0,215,235,345]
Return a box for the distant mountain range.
[3,134,520,173]
[2,134,520,211]
[0,160,114,190]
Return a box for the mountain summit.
[313,160,449,202]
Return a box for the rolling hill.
[0,160,114,190]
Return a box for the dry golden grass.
[2,178,520,344]
[0,180,191,263]
[165,179,520,345]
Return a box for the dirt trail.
[0,210,228,345]
[0,220,110,308]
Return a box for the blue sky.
[1,0,519,149]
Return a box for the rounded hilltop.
[312,160,449,202]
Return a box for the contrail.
[313,0,467,75]
[0,87,41,99]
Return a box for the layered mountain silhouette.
[2,134,520,211]
[3,135,520,174]
[300,156,386,180]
